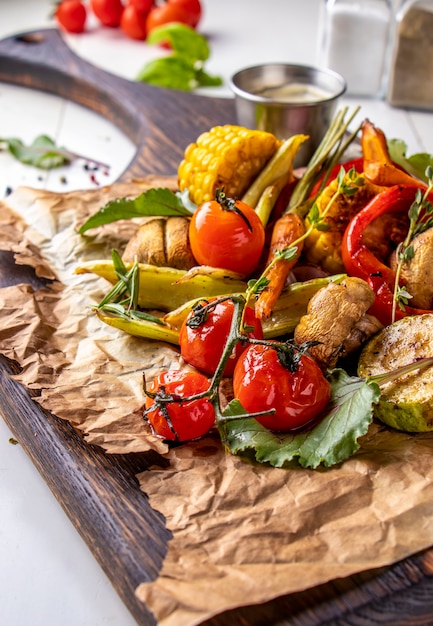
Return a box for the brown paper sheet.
[1,182,433,626]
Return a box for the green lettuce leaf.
[78,187,191,233]
[219,369,380,469]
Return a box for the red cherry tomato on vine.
[55,0,87,33]
[233,343,331,432]
[145,369,215,441]
[170,0,202,27]
[120,4,149,40]
[146,1,192,32]
[189,191,265,277]
[90,0,124,27]
[179,298,263,377]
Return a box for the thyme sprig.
[246,166,365,303]
[392,166,433,322]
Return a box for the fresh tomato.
[129,0,155,12]
[145,0,191,33]
[189,190,266,278]
[120,3,149,39]
[233,343,331,432]
[179,298,264,377]
[144,369,215,441]
[90,0,124,27]
[55,0,87,33]
[170,0,202,27]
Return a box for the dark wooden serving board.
[1,28,433,626]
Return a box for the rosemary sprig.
[95,250,163,325]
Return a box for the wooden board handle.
[0,28,236,179]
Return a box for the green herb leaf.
[98,302,165,325]
[194,67,223,88]
[219,369,380,469]
[0,134,71,169]
[146,22,210,63]
[78,187,191,233]
[387,138,433,183]
[137,23,222,92]
[136,55,197,91]
[0,134,110,171]
[276,246,298,262]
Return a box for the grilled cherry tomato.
[55,0,87,33]
[233,343,331,432]
[90,0,124,27]
[179,298,263,377]
[144,369,215,441]
[120,3,149,39]
[189,190,265,277]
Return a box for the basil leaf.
[136,56,197,91]
[137,23,223,92]
[219,369,380,469]
[195,67,223,88]
[78,187,191,233]
[146,23,210,63]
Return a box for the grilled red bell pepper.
[342,184,433,326]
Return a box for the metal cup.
[229,63,346,166]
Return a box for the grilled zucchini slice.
[358,314,433,432]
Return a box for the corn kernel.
[178,125,281,205]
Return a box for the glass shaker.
[317,0,392,98]
[387,0,433,109]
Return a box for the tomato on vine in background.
[90,0,124,27]
[146,0,202,33]
[170,0,202,27]
[144,369,215,441]
[189,189,265,278]
[120,3,149,39]
[129,0,155,11]
[233,342,331,432]
[55,0,87,33]
[179,298,263,377]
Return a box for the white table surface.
[1,1,433,625]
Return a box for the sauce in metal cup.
[229,63,346,166]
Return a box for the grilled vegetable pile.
[75,113,433,467]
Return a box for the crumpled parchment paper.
[1,181,433,626]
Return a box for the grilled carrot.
[255,213,305,320]
[254,108,361,321]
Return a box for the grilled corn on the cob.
[178,125,281,206]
